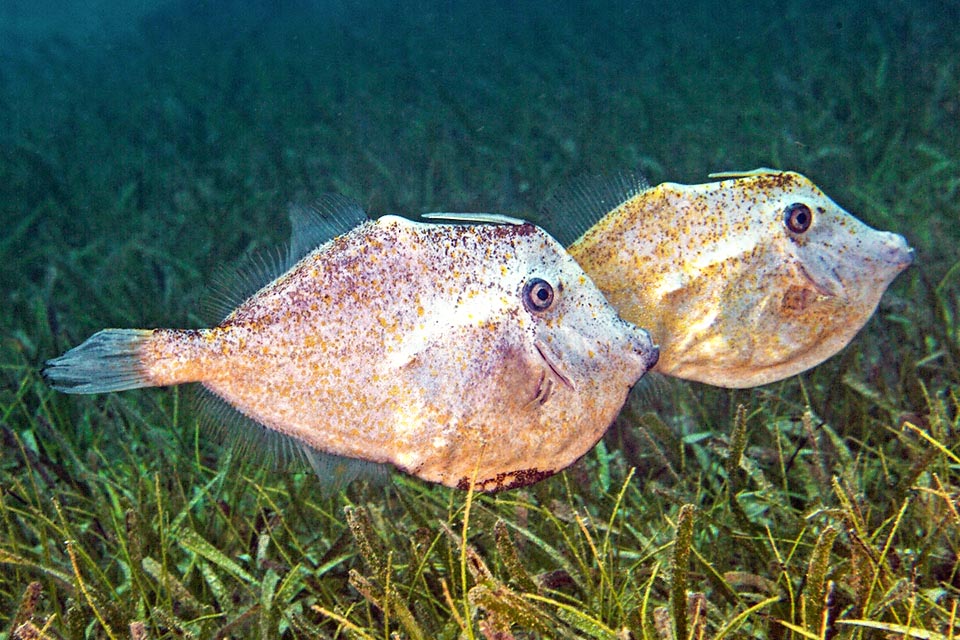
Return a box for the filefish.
[556,169,913,388]
[44,197,659,492]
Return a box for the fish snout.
[880,232,914,270]
[627,325,660,371]
[643,342,660,370]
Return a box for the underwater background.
[2,0,958,637]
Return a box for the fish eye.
[523,278,555,313]
[784,203,813,234]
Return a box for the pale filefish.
[551,169,913,388]
[44,196,658,491]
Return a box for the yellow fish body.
[564,170,913,388]
[45,198,658,491]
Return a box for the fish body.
[45,203,658,491]
[566,170,913,388]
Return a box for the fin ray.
[195,385,390,494]
[300,444,391,495]
[287,194,368,265]
[541,171,649,247]
[43,329,155,393]
[201,248,287,323]
[201,195,369,324]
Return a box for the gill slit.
[534,341,575,391]
[796,262,839,298]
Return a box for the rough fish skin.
[567,170,912,388]
[45,208,658,491]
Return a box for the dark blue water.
[2,0,957,335]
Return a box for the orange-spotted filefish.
[551,169,913,388]
[44,196,659,491]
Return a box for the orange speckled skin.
[141,216,656,490]
[568,171,913,388]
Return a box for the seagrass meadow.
[1,0,959,637]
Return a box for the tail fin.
[43,329,156,394]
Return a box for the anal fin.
[195,385,389,494]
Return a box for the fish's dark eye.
[784,203,812,234]
[523,278,555,312]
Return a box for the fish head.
[563,170,912,388]
[714,170,914,385]
[472,223,658,490]
[408,215,657,491]
[510,224,660,386]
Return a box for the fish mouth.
[532,341,574,405]
[642,341,660,370]
[627,325,659,371]
[897,246,915,269]
[883,234,914,271]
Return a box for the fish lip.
[643,343,660,370]
[889,244,915,271]
[625,325,658,371]
[876,232,914,271]
[534,341,575,391]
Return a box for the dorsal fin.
[420,212,527,225]
[287,194,368,267]
[201,195,369,323]
[540,172,650,247]
[201,248,288,323]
